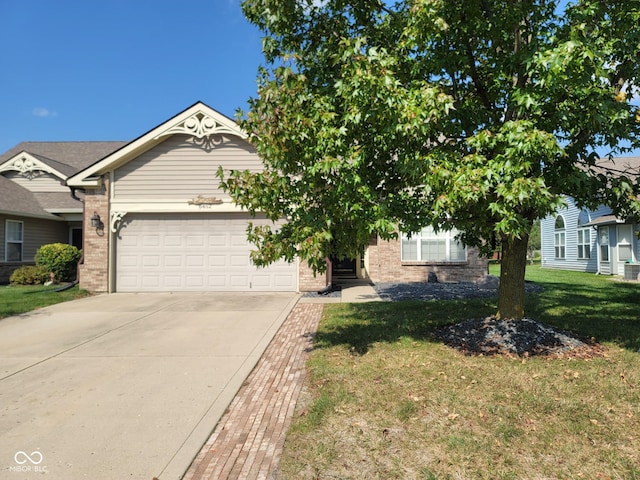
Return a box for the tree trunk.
[497,233,530,320]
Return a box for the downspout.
[593,226,600,275]
[108,171,115,293]
[68,186,85,283]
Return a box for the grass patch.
[279,266,640,479]
[0,284,90,320]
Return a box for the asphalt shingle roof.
[0,141,126,216]
[0,141,126,177]
[0,176,61,219]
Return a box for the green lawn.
[0,284,90,320]
[278,265,640,479]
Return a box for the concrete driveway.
[0,292,299,479]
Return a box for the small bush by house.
[10,265,50,285]
[35,243,82,283]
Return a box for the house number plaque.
[188,195,223,208]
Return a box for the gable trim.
[66,102,247,188]
[0,152,67,181]
[154,110,247,140]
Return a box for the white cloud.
[32,107,57,118]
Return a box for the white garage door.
[116,213,296,292]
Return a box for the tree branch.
[464,40,494,112]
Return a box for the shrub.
[10,265,50,285]
[35,243,82,282]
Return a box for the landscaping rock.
[435,316,603,358]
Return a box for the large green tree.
[221,0,640,319]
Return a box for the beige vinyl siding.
[4,171,68,193]
[23,218,69,261]
[1,215,68,262]
[112,135,264,201]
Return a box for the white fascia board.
[45,208,82,214]
[109,201,247,214]
[66,102,247,188]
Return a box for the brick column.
[79,177,110,292]
[298,259,328,292]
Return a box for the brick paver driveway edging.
[183,303,323,480]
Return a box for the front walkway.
[183,282,381,479]
[182,303,324,480]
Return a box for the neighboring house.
[0,142,125,283]
[66,102,487,293]
[541,157,640,279]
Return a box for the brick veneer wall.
[298,260,328,292]
[79,177,110,292]
[366,236,487,283]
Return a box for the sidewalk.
[298,278,383,304]
[182,283,381,480]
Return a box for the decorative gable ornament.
[0,154,64,180]
[155,111,245,140]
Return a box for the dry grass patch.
[278,269,640,479]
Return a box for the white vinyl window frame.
[577,228,591,260]
[599,226,610,262]
[617,224,633,262]
[554,215,566,260]
[5,219,24,262]
[401,226,467,263]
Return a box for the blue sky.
[0,1,636,157]
[0,0,264,153]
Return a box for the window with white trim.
[599,226,609,262]
[5,220,23,262]
[554,216,565,259]
[617,225,633,262]
[577,210,591,260]
[401,226,466,262]
[577,228,591,259]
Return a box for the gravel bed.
[435,316,600,357]
[373,281,543,302]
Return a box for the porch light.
[91,212,104,234]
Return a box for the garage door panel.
[164,255,182,267]
[208,255,226,267]
[186,255,205,267]
[251,275,270,288]
[187,235,205,247]
[164,235,183,247]
[275,274,295,288]
[119,255,138,267]
[164,276,182,288]
[208,235,226,247]
[230,234,248,246]
[230,255,249,267]
[142,256,160,267]
[143,235,161,247]
[186,276,205,288]
[116,213,296,292]
[230,275,249,287]
[142,276,160,288]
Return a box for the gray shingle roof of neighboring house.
[33,192,86,211]
[0,141,126,216]
[594,156,640,182]
[0,141,127,176]
[0,175,62,219]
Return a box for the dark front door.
[331,256,357,278]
